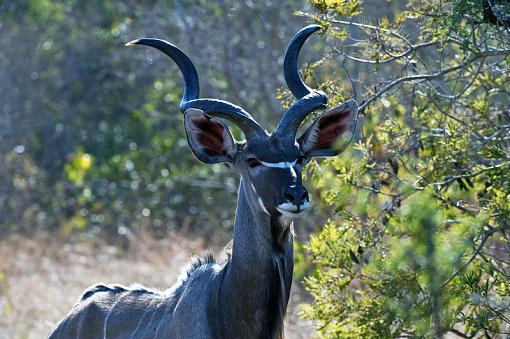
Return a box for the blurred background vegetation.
[0,0,315,238]
[1,0,510,337]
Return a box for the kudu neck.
[233,178,294,252]
[217,178,294,338]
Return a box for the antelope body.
[49,25,358,339]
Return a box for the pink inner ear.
[191,115,226,156]
[314,109,352,149]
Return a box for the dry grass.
[0,231,315,339]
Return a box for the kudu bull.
[49,25,358,339]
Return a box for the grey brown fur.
[49,25,358,339]
[50,183,294,339]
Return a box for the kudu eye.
[247,158,262,168]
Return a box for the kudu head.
[127,25,357,219]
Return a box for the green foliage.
[0,270,11,318]
[300,0,510,337]
[64,149,94,186]
[308,0,363,17]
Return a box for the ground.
[0,232,315,339]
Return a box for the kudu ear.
[298,99,358,157]
[184,108,237,164]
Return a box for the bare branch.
[358,48,510,112]
[430,162,510,190]
[440,225,503,290]
[449,328,469,338]
[329,18,414,48]
[336,40,439,65]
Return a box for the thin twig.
[430,162,510,190]
[329,18,414,48]
[357,48,510,113]
[332,40,439,64]
[440,225,502,290]
[449,328,469,338]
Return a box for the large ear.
[184,108,237,164]
[298,99,358,157]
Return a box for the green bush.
[300,0,510,337]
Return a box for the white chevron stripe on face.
[251,182,270,215]
[258,196,270,215]
[260,160,297,168]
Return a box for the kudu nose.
[284,186,309,206]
